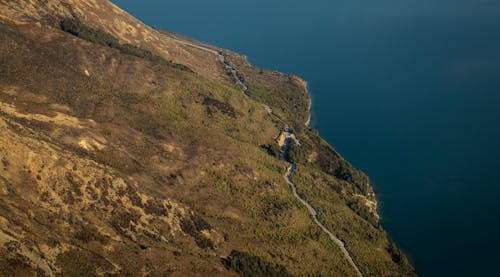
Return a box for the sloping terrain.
[0,0,415,276]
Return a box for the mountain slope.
[0,0,415,276]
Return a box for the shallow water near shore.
[112,1,500,275]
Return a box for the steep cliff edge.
[0,0,415,276]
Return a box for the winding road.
[271,109,363,277]
[165,33,363,276]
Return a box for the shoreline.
[305,84,312,127]
[162,28,412,275]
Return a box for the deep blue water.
[112,1,500,275]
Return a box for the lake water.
[111,1,500,275]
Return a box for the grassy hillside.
[0,0,415,276]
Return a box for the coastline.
[101,7,414,272]
[302,81,416,273]
[305,86,312,127]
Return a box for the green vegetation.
[0,7,415,275]
[247,80,309,131]
[222,53,310,131]
[219,50,415,274]
[289,128,371,195]
[60,18,119,47]
[222,250,292,277]
[60,18,193,72]
[290,165,415,276]
[260,144,280,157]
[203,96,238,118]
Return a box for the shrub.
[202,96,237,118]
[60,18,193,72]
[180,214,214,249]
[60,18,119,48]
[222,250,291,277]
[260,144,279,157]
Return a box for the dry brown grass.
[0,1,415,276]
